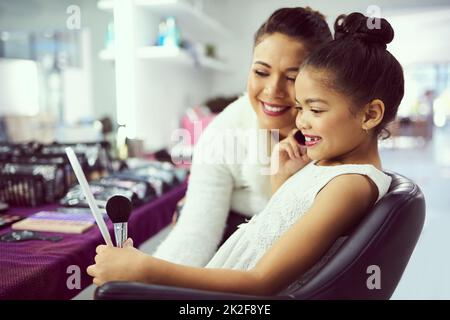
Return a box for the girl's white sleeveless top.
[205,160,392,270]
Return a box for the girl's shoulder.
[312,161,392,202]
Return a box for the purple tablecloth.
[0,182,187,300]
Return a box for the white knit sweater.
[153,94,273,267]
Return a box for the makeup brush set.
[0,142,111,207]
[59,159,187,209]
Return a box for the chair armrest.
[94,281,280,300]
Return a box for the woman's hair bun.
[334,12,394,48]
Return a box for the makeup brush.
[66,147,113,246]
[106,195,132,248]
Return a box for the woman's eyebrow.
[254,61,299,72]
[254,61,271,68]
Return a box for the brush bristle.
[106,195,132,223]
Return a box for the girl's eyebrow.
[295,98,330,106]
[305,98,329,105]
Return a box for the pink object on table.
[181,106,216,145]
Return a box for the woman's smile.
[260,100,293,117]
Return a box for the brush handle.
[65,147,113,247]
[114,223,128,248]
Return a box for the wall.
[0,0,116,124]
[204,0,450,97]
[1,0,449,150]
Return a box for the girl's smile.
[303,134,322,147]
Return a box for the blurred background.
[0,0,449,299]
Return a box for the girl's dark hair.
[302,12,404,139]
[254,7,332,52]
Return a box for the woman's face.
[294,68,367,163]
[247,33,308,138]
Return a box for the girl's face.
[294,68,368,164]
[247,33,308,138]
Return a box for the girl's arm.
[254,173,379,294]
[88,173,378,296]
[138,257,265,295]
[87,241,265,295]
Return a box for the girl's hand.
[270,129,311,194]
[87,238,150,286]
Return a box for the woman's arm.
[152,131,234,267]
[152,96,260,267]
[88,173,378,295]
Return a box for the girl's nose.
[296,112,311,130]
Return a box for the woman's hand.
[270,129,311,194]
[87,238,151,286]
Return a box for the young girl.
[87,12,404,296]
[155,7,332,268]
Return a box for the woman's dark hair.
[254,7,332,52]
[301,12,404,139]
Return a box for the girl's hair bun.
[334,12,394,49]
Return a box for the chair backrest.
[284,171,426,300]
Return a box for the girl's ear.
[361,99,385,130]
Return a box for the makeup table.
[0,182,187,300]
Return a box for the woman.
[88,13,402,295]
[152,7,332,267]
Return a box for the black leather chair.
[94,171,425,300]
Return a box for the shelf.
[98,0,231,42]
[98,49,115,61]
[97,0,113,11]
[137,0,231,41]
[138,46,228,71]
[197,55,229,72]
[137,45,182,59]
[99,46,229,71]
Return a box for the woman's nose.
[264,77,286,98]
